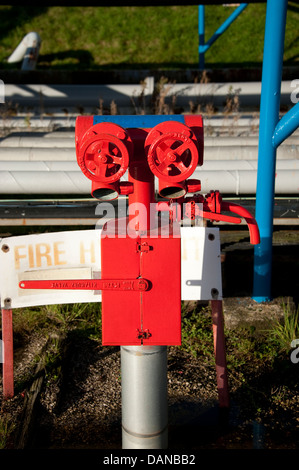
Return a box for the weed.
[0,416,15,449]
[267,301,299,353]
[153,76,176,115]
[224,86,241,115]
[180,304,214,361]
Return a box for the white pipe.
[3,80,293,109]
[204,135,299,146]
[199,159,299,170]
[0,144,298,161]
[121,346,168,449]
[0,161,78,171]
[0,171,87,194]
[7,32,41,71]
[0,137,75,148]
[3,78,154,107]
[2,134,299,148]
[1,159,299,172]
[163,80,294,107]
[0,169,298,195]
[196,169,299,195]
[203,145,299,160]
[0,147,75,161]
[0,116,77,128]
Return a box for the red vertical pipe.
[127,128,155,233]
[1,308,14,399]
[211,300,229,408]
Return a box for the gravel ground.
[1,296,298,451]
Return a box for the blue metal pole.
[198,5,205,70]
[252,0,288,302]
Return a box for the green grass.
[0,4,298,70]
[12,302,102,345]
[267,301,299,353]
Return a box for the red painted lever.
[19,278,150,292]
[200,209,241,225]
[221,201,260,245]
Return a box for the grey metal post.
[121,345,168,449]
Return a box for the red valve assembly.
[145,120,202,199]
[21,115,260,347]
[76,122,134,200]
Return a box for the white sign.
[181,227,222,301]
[0,227,222,309]
[0,230,101,308]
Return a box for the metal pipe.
[0,132,299,151]
[4,79,154,107]
[198,5,205,69]
[0,143,298,161]
[0,169,298,195]
[121,345,168,449]
[161,80,293,108]
[0,137,75,148]
[2,134,299,148]
[2,159,299,173]
[7,32,41,71]
[0,147,75,161]
[2,80,294,112]
[273,101,299,149]
[128,130,155,232]
[112,116,168,450]
[253,0,288,302]
[200,4,248,54]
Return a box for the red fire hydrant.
[73,115,259,346]
[20,114,260,448]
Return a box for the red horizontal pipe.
[222,201,260,245]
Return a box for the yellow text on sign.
[14,241,96,270]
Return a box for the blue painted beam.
[93,114,185,127]
[273,102,299,149]
[198,5,205,69]
[198,3,248,69]
[252,0,288,302]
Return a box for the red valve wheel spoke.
[110,155,123,165]
[76,123,131,184]
[174,140,190,157]
[100,140,110,153]
[156,158,171,173]
[146,123,199,183]
[177,160,188,173]
[97,162,108,178]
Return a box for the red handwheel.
[145,121,200,182]
[76,123,132,184]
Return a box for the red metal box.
[101,219,181,345]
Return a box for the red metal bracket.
[19,278,150,292]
